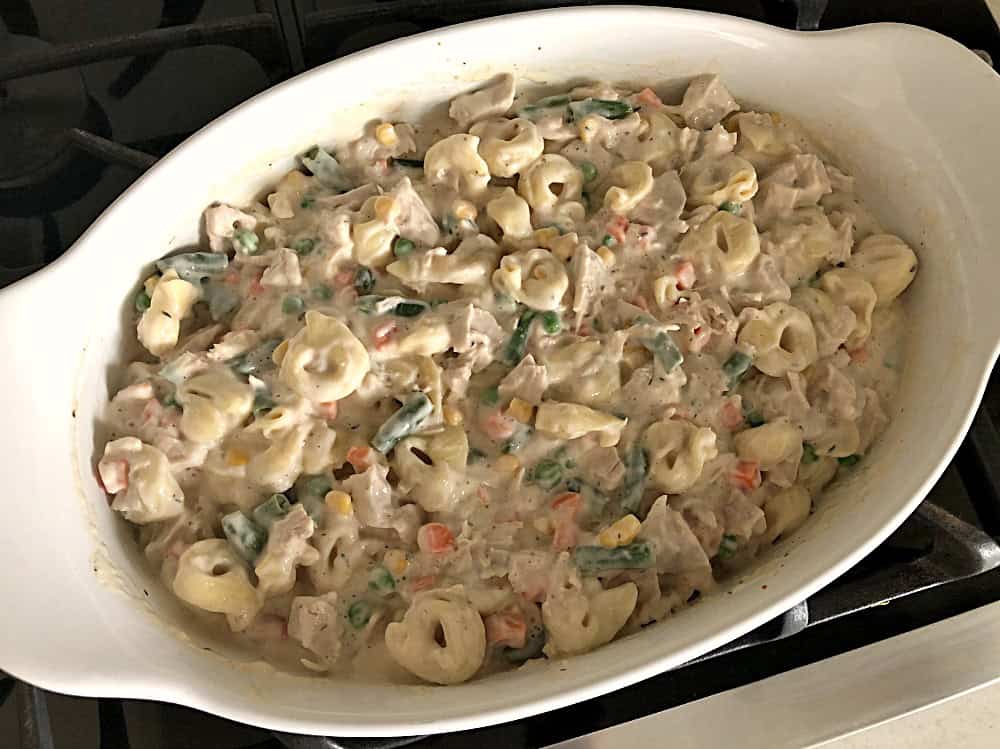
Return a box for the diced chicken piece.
[261,248,302,288]
[206,330,261,362]
[695,124,738,160]
[391,503,424,546]
[204,203,257,251]
[441,356,475,402]
[640,496,713,595]
[571,245,611,332]
[577,446,626,491]
[632,170,687,229]
[315,183,378,212]
[508,550,555,602]
[343,464,396,528]
[99,437,185,524]
[288,591,342,667]
[391,178,440,248]
[666,74,739,130]
[449,73,516,129]
[254,504,320,596]
[498,354,549,405]
[445,302,504,371]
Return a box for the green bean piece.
[312,284,333,300]
[717,533,739,559]
[135,290,151,312]
[393,301,428,317]
[602,234,615,247]
[300,146,350,190]
[480,386,500,407]
[204,282,240,321]
[300,196,315,209]
[641,331,684,373]
[368,565,396,594]
[372,393,433,453]
[505,310,537,364]
[232,229,260,255]
[292,238,316,255]
[282,295,305,315]
[229,338,282,376]
[801,443,818,465]
[504,623,547,663]
[620,444,649,514]
[393,237,416,257]
[393,157,424,169]
[252,389,275,417]
[540,311,561,335]
[519,94,571,119]
[347,600,373,629]
[574,542,655,575]
[302,474,333,497]
[156,252,229,284]
[569,98,633,121]
[354,266,376,293]
[838,454,861,467]
[722,351,753,387]
[719,201,742,215]
[579,160,598,183]
[745,411,765,428]
[530,459,563,490]
[221,511,267,563]
[252,493,292,529]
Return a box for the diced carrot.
[848,347,868,363]
[636,87,664,108]
[98,459,129,494]
[550,492,583,551]
[484,609,528,649]
[551,492,583,515]
[372,320,398,350]
[607,214,629,244]
[480,407,516,441]
[729,460,762,492]
[417,523,455,554]
[317,401,339,421]
[410,575,437,593]
[334,268,356,287]
[720,399,745,431]
[346,445,372,472]
[675,260,696,290]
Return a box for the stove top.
[3,1,1000,747]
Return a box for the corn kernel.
[578,114,602,143]
[325,490,354,516]
[272,339,289,365]
[375,122,399,147]
[374,195,398,222]
[143,276,160,295]
[506,398,534,424]
[453,199,478,221]
[533,516,552,535]
[597,246,616,267]
[597,514,642,548]
[225,448,249,467]
[496,454,520,473]
[443,404,464,426]
[383,549,408,576]
[533,227,560,247]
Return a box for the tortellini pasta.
[734,420,802,470]
[486,187,533,240]
[394,426,469,512]
[470,117,544,177]
[388,234,500,289]
[99,437,184,524]
[678,210,760,276]
[492,248,569,311]
[137,269,199,356]
[535,401,627,447]
[790,286,856,358]
[681,154,758,207]
[642,419,718,493]
[424,133,491,196]
[172,539,260,631]
[762,485,812,544]
[384,586,486,685]
[738,302,818,377]
[603,161,654,214]
[351,195,400,268]
[542,582,638,657]
[278,311,370,403]
[518,154,585,223]
[846,233,918,306]
[818,269,877,349]
[178,367,254,443]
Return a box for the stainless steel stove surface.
[3,1,1000,747]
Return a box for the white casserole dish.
[1,6,998,737]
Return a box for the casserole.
[1,5,998,736]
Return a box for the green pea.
[722,351,753,386]
[368,565,396,594]
[602,234,615,247]
[541,311,561,335]
[393,301,427,317]
[233,229,259,254]
[348,600,373,629]
[530,459,563,489]
[580,161,598,183]
[746,411,765,428]
[393,237,416,257]
[135,290,151,312]
[838,454,861,467]
[312,284,333,300]
[480,386,500,407]
[292,238,316,255]
[719,201,741,215]
[282,295,305,315]
[717,534,739,559]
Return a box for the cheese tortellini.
[278,311,370,403]
[102,73,917,686]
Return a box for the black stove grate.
[2,0,1000,747]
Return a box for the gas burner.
[0,33,111,218]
